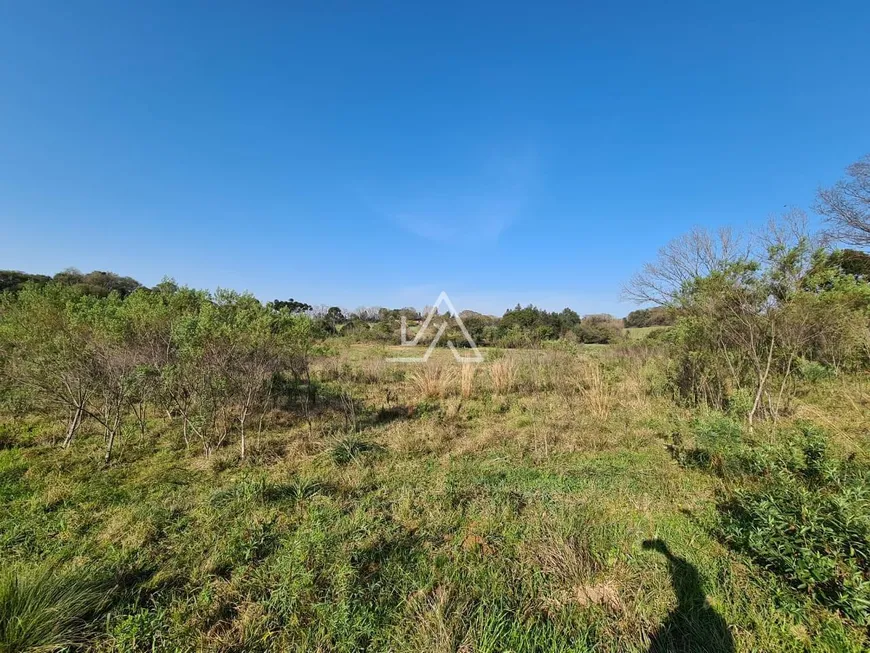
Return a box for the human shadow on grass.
[643,538,734,653]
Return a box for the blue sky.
[1,1,868,316]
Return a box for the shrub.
[718,460,870,624]
[674,419,870,624]
[797,358,836,383]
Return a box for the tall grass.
[459,364,477,398]
[408,364,456,399]
[577,359,613,419]
[490,357,518,394]
[0,563,115,652]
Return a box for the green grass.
[0,346,867,651]
[0,562,117,652]
[625,326,669,340]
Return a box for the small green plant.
[280,476,323,502]
[329,434,379,466]
[209,474,268,507]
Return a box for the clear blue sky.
[1,1,868,316]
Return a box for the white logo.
[387,291,483,363]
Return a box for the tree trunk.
[240,411,247,459]
[748,332,776,426]
[104,414,121,466]
[62,405,83,449]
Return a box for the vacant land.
[3,203,870,651]
[2,342,868,652]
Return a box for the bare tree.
[623,227,748,305]
[816,154,870,247]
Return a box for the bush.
[719,458,870,624]
[797,358,836,382]
[669,415,745,474]
[673,419,870,624]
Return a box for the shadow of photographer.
[642,538,735,652]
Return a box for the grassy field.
[1,343,868,651]
[624,326,668,340]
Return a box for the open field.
[624,327,668,340]
[3,4,870,650]
[2,343,868,652]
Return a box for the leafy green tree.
[53,268,141,297]
[627,220,869,421]
[270,298,312,313]
[0,270,50,294]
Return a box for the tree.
[0,270,50,294]
[53,268,142,297]
[557,308,581,332]
[817,154,870,248]
[575,314,624,344]
[0,284,99,448]
[626,220,869,422]
[0,278,318,464]
[499,304,560,342]
[624,307,673,328]
[270,298,312,314]
[624,227,747,305]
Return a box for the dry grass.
[490,357,518,394]
[404,585,469,653]
[577,359,614,419]
[408,364,457,399]
[525,527,601,584]
[459,364,477,398]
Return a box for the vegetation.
[0,562,117,652]
[0,156,868,650]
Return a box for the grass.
[0,562,116,652]
[0,344,867,651]
[625,326,669,340]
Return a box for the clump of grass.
[408,364,456,399]
[577,359,613,419]
[210,474,268,507]
[282,476,323,501]
[490,357,518,394]
[459,364,477,399]
[0,562,115,652]
[329,434,380,466]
